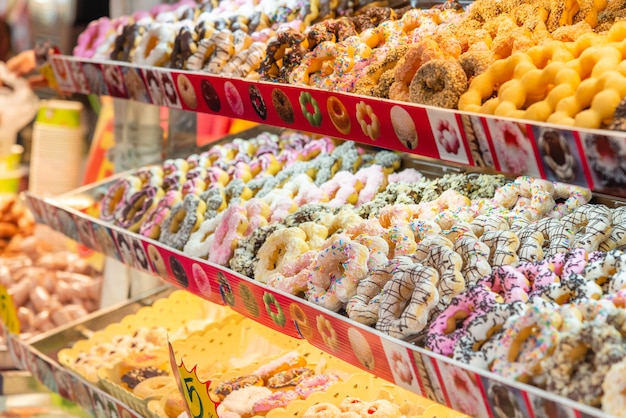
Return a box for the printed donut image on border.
[169,255,189,288]
[55,209,79,242]
[272,88,294,124]
[437,360,490,418]
[536,128,578,182]
[131,237,149,272]
[217,271,235,306]
[107,400,121,418]
[299,92,322,127]
[160,71,181,108]
[480,377,528,418]
[327,96,351,135]
[68,60,89,94]
[114,231,137,269]
[224,81,244,116]
[347,327,375,370]
[529,393,576,418]
[93,225,120,260]
[102,64,127,98]
[249,85,267,120]
[459,114,495,168]
[147,244,168,277]
[54,368,74,400]
[426,109,469,165]
[411,351,447,405]
[390,106,417,150]
[290,303,313,340]
[316,315,339,352]
[71,374,95,415]
[485,118,541,177]
[50,58,69,84]
[75,215,98,251]
[191,263,212,297]
[200,79,221,112]
[239,282,260,317]
[143,68,165,106]
[580,133,626,190]
[176,74,198,110]
[263,291,286,327]
[356,100,380,141]
[82,63,109,96]
[122,67,150,103]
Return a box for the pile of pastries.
[95,130,626,414]
[76,0,626,129]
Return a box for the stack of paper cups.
[29,100,84,196]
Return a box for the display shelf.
[48,55,626,198]
[21,177,610,418]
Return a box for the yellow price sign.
[40,63,59,91]
[168,341,220,418]
[0,284,20,335]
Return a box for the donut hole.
[169,209,188,233]
[143,36,159,59]
[445,311,471,334]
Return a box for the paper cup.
[36,100,83,128]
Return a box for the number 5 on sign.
[168,341,220,418]
[0,285,20,335]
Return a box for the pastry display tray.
[20,140,618,418]
[5,285,174,418]
[49,54,626,198]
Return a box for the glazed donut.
[346,259,399,326]
[303,403,341,418]
[454,233,492,284]
[491,297,563,382]
[253,390,300,414]
[561,204,612,253]
[306,234,370,311]
[253,351,306,381]
[205,30,235,74]
[133,376,177,399]
[327,96,351,135]
[255,227,310,283]
[267,367,314,389]
[480,230,520,267]
[116,185,165,232]
[207,204,249,265]
[159,194,207,251]
[376,261,439,339]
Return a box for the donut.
[121,367,168,390]
[100,177,142,222]
[490,297,563,382]
[147,244,168,277]
[271,88,295,124]
[255,227,309,283]
[169,256,189,288]
[263,292,286,328]
[217,272,235,306]
[303,403,341,418]
[214,375,264,400]
[176,74,197,109]
[267,367,314,389]
[327,96,351,135]
[132,23,175,66]
[244,84,268,120]
[355,101,380,141]
[74,17,115,59]
[347,327,375,370]
[376,262,439,339]
[299,92,322,127]
[306,234,369,311]
[317,315,339,351]
[207,203,249,266]
[253,390,300,414]
[602,358,626,415]
[295,374,340,399]
[200,79,222,113]
[409,59,468,109]
[253,351,307,381]
[159,194,207,251]
[133,376,177,400]
[224,81,244,116]
[219,386,272,417]
[205,30,236,74]
[290,303,313,339]
[390,106,418,150]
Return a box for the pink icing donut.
[388,168,423,184]
[253,390,299,414]
[267,250,317,295]
[244,198,270,237]
[516,259,559,293]
[561,248,589,277]
[306,234,370,311]
[319,171,361,208]
[355,165,387,207]
[478,265,530,303]
[426,284,502,356]
[181,176,207,197]
[295,374,340,399]
[74,17,114,58]
[116,185,165,232]
[208,204,249,265]
[139,190,182,239]
[205,167,230,186]
[163,158,189,176]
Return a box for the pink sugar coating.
[355,165,385,207]
[208,204,247,265]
